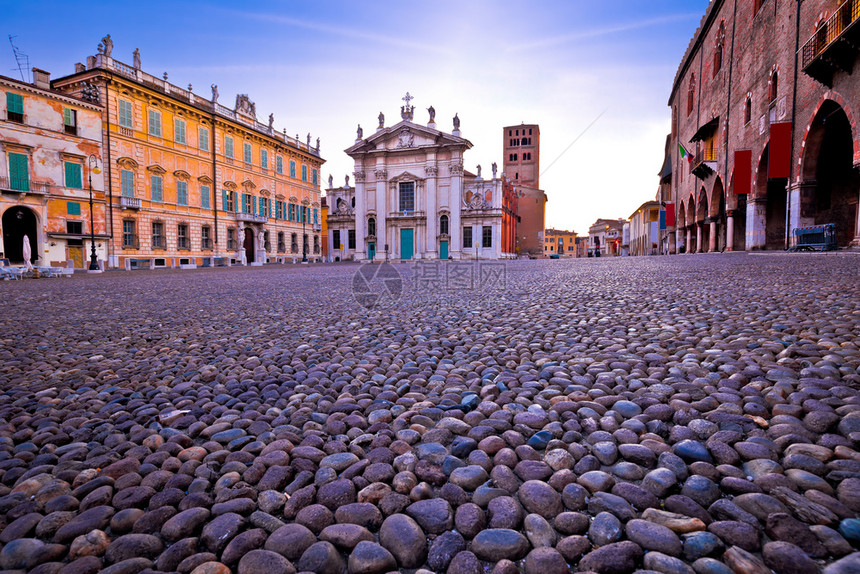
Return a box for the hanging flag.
[679,143,689,158]
[659,210,667,230]
[734,150,752,194]
[666,202,675,227]
[768,122,792,179]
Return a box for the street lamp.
[87,155,102,271]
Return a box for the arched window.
[368,217,376,236]
[744,96,752,125]
[769,70,778,102]
[351,196,356,208]
[687,73,696,116]
[713,22,725,77]
[440,214,449,235]
[291,233,298,253]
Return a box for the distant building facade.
[1,70,106,268]
[543,228,577,256]
[667,0,860,253]
[503,123,546,256]
[52,43,324,269]
[588,218,625,256]
[334,98,516,261]
[629,200,661,256]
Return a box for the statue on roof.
[453,113,460,130]
[357,124,363,139]
[316,137,320,150]
[211,84,219,103]
[102,34,113,57]
[378,112,384,128]
[345,175,350,187]
[268,113,274,129]
[328,174,333,188]
[492,162,497,178]
[133,48,141,70]
[427,105,435,123]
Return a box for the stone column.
[424,163,437,259]
[355,169,366,260]
[747,197,767,250]
[696,223,703,253]
[686,227,692,254]
[726,210,735,251]
[708,219,717,252]
[375,165,387,259]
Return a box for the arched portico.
[2,206,38,264]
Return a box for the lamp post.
[87,155,102,271]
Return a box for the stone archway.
[686,197,697,253]
[729,172,747,251]
[710,177,727,252]
[677,199,687,253]
[697,187,709,253]
[2,206,38,264]
[749,144,786,250]
[799,100,859,247]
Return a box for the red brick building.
[667,0,859,253]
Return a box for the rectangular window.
[276,156,283,174]
[227,228,237,250]
[482,225,492,248]
[123,220,137,248]
[243,193,252,214]
[64,162,83,189]
[225,136,234,158]
[301,164,308,182]
[121,169,134,197]
[174,118,186,144]
[261,197,270,217]
[201,225,212,250]
[290,160,296,178]
[118,99,133,128]
[148,109,162,137]
[177,223,189,249]
[398,181,415,212]
[66,201,81,216]
[261,149,268,169]
[463,226,473,248]
[222,189,234,211]
[244,142,252,164]
[151,175,163,202]
[199,127,209,151]
[312,169,318,186]
[276,201,283,219]
[8,152,29,191]
[333,230,341,249]
[177,180,188,205]
[66,221,83,235]
[6,92,23,123]
[348,229,356,249]
[200,185,210,209]
[152,221,165,249]
[63,108,77,135]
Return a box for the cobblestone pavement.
[0,253,858,574]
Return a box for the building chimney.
[75,63,85,73]
[32,68,50,90]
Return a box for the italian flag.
[679,143,694,163]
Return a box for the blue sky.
[3,0,709,234]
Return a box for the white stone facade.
[328,103,512,262]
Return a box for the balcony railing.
[801,0,859,85]
[120,196,142,209]
[0,177,50,194]
[236,212,268,223]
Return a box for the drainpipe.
[104,71,115,266]
[785,0,803,249]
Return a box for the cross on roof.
[402,92,414,107]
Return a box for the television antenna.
[8,35,30,83]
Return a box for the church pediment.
[388,170,425,184]
[345,120,471,155]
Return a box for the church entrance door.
[400,228,414,260]
[368,242,375,260]
[440,240,448,259]
[243,228,255,263]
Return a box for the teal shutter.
[270,199,274,218]
[234,192,240,213]
[6,92,23,115]
[67,201,81,215]
[8,153,29,191]
[64,162,82,189]
[201,185,210,209]
[252,195,258,215]
[121,169,134,197]
[151,175,163,202]
[314,208,319,224]
[222,189,228,211]
[118,99,133,128]
[177,181,187,205]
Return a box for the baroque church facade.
[326,95,517,262]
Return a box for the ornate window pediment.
[388,171,424,185]
[198,175,213,185]
[146,164,166,175]
[289,195,298,203]
[275,193,285,200]
[223,180,237,190]
[242,179,256,190]
[117,157,138,170]
[173,170,191,181]
[259,188,271,197]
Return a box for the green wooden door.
[440,240,448,259]
[368,242,375,260]
[400,228,414,260]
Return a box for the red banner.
[768,122,792,179]
[734,150,752,195]
[665,203,675,227]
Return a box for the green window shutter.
[222,189,228,211]
[177,181,187,205]
[64,162,83,189]
[6,92,23,115]
[199,127,209,151]
[118,99,133,128]
[8,153,29,191]
[149,110,161,136]
[151,175,163,202]
[234,192,240,213]
[201,185,210,209]
[175,119,186,144]
[244,143,252,163]
[121,169,134,197]
[63,108,72,126]
[313,169,318,186]
[290,161,296,178]
[277,156,283,174]
[67,201,81,216]
[252,195,258,215]
[302,165,308,182]
[314,208,319,224]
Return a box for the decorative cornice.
[146,164,166,175]
[116,157,138,170]
[173,170,191,181]
[242,179,256,190]
[259,188,271,197]
[223,180,237,190]
[197,175,213,184]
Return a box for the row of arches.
[674,97,858,252]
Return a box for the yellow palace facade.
[52,48,324,269]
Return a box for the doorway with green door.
[400,228,413,260]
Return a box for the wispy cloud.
[508,12,701,52]
[216,9,455,57]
